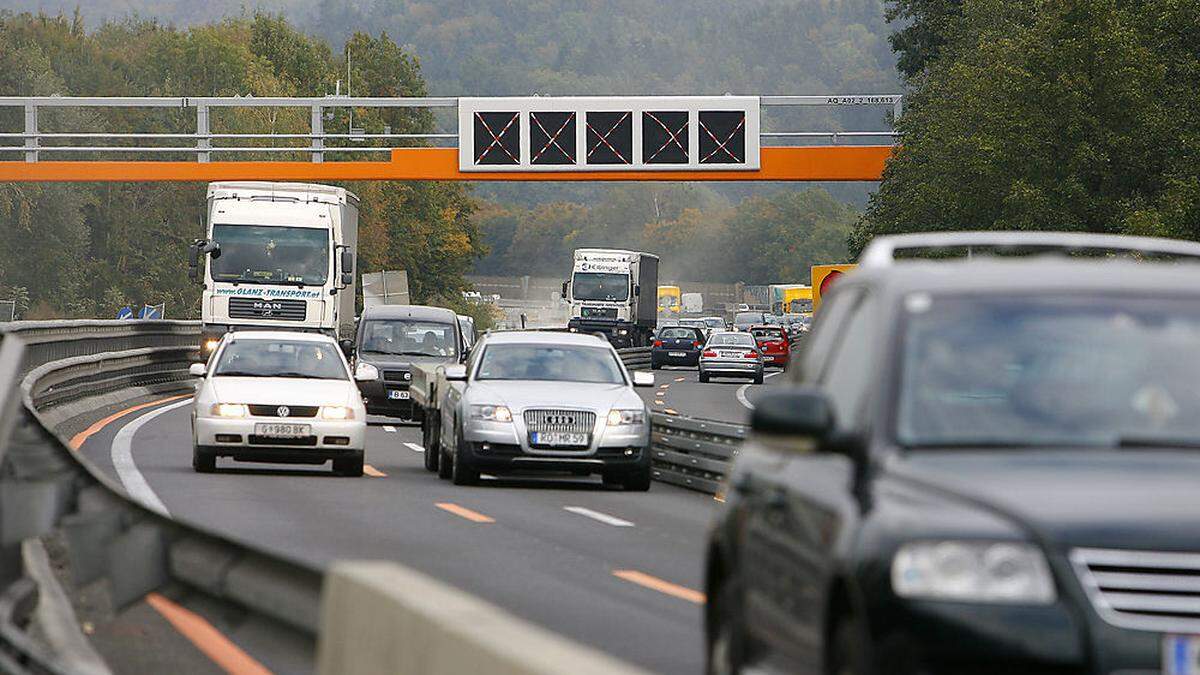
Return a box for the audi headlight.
[470,404,513,422]
[891,541,1056,604]
[320,406,355,420]
[606,409,645,426]
[210,403,248,418]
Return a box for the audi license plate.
[388,390,410,400]
[1164,635,1200,674]
[254,423,310,438]
[531,432,589,447]
[669,351,687,357]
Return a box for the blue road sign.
[117,306,134,320]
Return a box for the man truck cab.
[189,182,359,356]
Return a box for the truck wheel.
[451,426,480,486]
[192,445,216,473]
[334,450,364,477]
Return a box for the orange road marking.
[145,592,272,675]
[665,408,679,415]
[654,400,665,406]
[69,394,192,450]
[364,464,386,477]
[612,570,706,604]
[674,377,686,382]
[435,503,495,523]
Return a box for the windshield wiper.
[1115,436,1200,450]
[214,371,268,378]
[368,350,443,358]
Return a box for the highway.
[74,368,767,674]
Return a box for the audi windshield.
[899,294,1200,449]
[476,344,625,384]
[210,224,329,286]
[572,272,629,302]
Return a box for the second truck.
[563,248,659,348]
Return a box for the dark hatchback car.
[706,232,1200,675]
[652,325,706,369]
[350,304,466,421]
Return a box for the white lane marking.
[404,442,425,453]
[564,506,634,527]
[112,399,192,518]
[736,371,784,410]
[383,425,397,433]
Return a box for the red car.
[749,325,790,368]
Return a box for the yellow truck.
[657,285,682,316]
[770,285,814,315]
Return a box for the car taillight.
[744,351,758,359]
[654,340,663,347]
[703,350,718,357]
[693,341,701,348]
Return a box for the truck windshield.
[476,344,625,384]
[210,224,329,286]
[898,294,1200,449]
[360,320,457,358]
[213,339,347,380]
[573,272,629,302]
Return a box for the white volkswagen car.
[190,331,371,475]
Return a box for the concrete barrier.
[317,561,648,675]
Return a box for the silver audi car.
[431,331,656,490]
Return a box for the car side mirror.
[632,371,654,387]
[339,339,355,358]
[751,386,834,440]
[188,363,207,377]
[443,364,468,381]
[354,363,379,382]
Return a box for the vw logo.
[277,405,290,418]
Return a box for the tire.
[451,424,479,486]
[829,614,870,675]
[333,450,364,477]
[706,578,748,675]
[438,428,453,480]
[623,467,652,491]
[699,371,710,383]
[192,444,216,473]
[651,361,661,370]
[423,415,440,472]
[753,370,764,385]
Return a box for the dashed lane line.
[674,377,686,382]
[111,398,193,518]
[612,570,706,604]
[436,503,495,523]
[364,464,387,477]
[383,425,397,433]
[564,506,634,527]
[404,442,425,453]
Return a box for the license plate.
[718,350,743,358]
[531,432,589,447]
[254,423,310,438]
[388,390,410,400]
[669,351,687,357]
[1165,635,1200,674]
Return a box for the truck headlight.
[203,338,220,354]
[470,404,512,423]
[320,406,355,420]
[891,541,1056,604]
[606,409,645,426]
[210,403,248,418]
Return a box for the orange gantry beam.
[0,146,891,182]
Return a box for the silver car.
[699,331,764,384]
[434,331,656,490]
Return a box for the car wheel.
[753,371,764,385]
[829,614,871,675]
[423,415,440,472]
[438,432,453,480]
[699,371,710,383]
[652,362,661,370]
[333,450,364,477]
[451,425,479,486]
[192,444,216,473]
[623,467,652,491]
[706,578,748,675]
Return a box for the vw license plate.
[254,423,310,438]
[531,432,589,447]
[1165,635,1200,675]
[388,390,410,400]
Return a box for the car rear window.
[751,327,785,340]
[660,327,700,340]
[734,312,764,324]
[708,333,756,348]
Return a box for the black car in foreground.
[706,232,1200,675]
[652,325,706,369]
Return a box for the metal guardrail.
[1,95,902,162]
[616,346,652,371]
[649,413,745,495]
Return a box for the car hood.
[356,353,455,371]
[210,377,357,407]
[886,450,1200,551]
[465,380,639,412]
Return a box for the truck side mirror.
[188,243,200,281]
[634,284,641,297]
[561,281,569,298]
[340,249,354,288]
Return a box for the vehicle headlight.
[210,403,247,418]
[607,409,645,426]
[203,338,220,354]
[891,541,1056,604]
[320,406,355,420]
[470,404,513,423]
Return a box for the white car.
[190,331,372,475]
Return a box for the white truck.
[188,182,359,356]
[562,248,659,348]
[682,292,704,315]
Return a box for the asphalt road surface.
[638,365,787,424]
[78,398,717,674]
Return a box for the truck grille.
[1071,548,1200,633]
[247,404,318,418]
[523,409,595,434]
[581,306,617,319]
[228,297,307,321]
[383,370,412,383]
